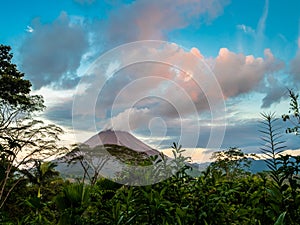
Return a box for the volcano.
[84,130,159,156]
[55,130,160,179]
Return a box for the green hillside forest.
[1,44,300,225]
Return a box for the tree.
[20,160,61,224]
[0,44,67,209]
[0,44,35,107]
[282,89,300,135]
[209,147,255,178]
[64,144,110,185]
[22,160,60,198]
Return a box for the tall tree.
[209,147,255,178]
[0,44,67,209]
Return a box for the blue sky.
[1,0,300,162]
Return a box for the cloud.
[71,41,285,138]
[18,0,230,90]
[78,43,215,118]
[98,0,230,47]
[141,115,300,154]
[40,42,287,151]
[256,0,269,40]
[236,0,269,50]
[290,37,300,81]
[105,107,152,131]
[261,75,287,108]
[10,0,299,157]
[26,25,34,33]
[212,48,284,99]
[236,24,255,35]
[32,86,75,107]
[20,12,89,89]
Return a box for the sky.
[1,0,300,163]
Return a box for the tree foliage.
[0,44,32,107]
[0,44,67,210]
[209,147,255,178]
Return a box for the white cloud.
[33,86,74,107]
[236,0,269,49]
[105,108,151,131]
[237,24,255,35]
[161,147,213,163]
[26,25,34,33]
[256,0,269,40]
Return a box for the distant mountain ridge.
[55,130,270,178]
[191,158,269,174]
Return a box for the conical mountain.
[55,130,161,179]
[84,129,159,156]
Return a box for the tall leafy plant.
[55,183,91,225]
[259,112,286,188]
[258,112,300,224]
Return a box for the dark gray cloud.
[45,102,73,127]
[20,12,89,89]
[201,118,300,153]
[135,116,300,154]
[261,75,287,108]
[290,45,300,81]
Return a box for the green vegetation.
[1,44,300,224]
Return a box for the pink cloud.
[213,48,284,98]
[190,47,204,59]
[76,42,284,132]
[105,0,230,43]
